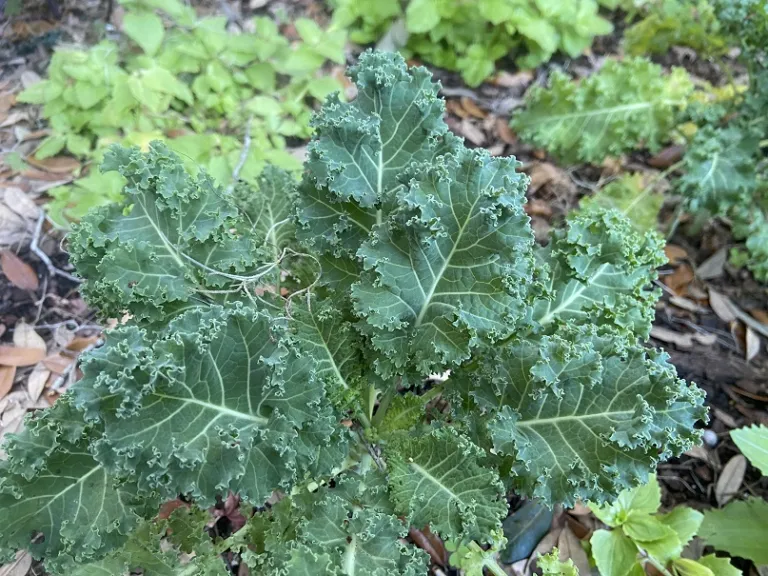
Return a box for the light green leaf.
[35,134,67,159]
[387,428,507,542]
[730,424,768,475]
[590,529,639,576]
[580,173,663,234]
[122,11,165,56]
[66,133,92,157]
[699,497,768,564]
[696,554,741,576]
[17,80,63,104]
[537,549,579,576]
[671,558,714,576]
[622,514,678,543]
[618,474,662,517]
[512,58,693,164]
[405,0,441,33]
[657,507,703,560]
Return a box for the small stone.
[702,429,718,447]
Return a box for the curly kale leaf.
[69,142,272,323]
[241,472,429,575]
[511,58,693,164]
[532,209,666,340]
[353,148,534,375]
[387,428,507,543]
[70,303,343,506]
[0,399,156,573]
[295,50,460,262]
[452,328,705,507]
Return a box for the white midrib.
[523,100,678,125]
[13,465,101,519]
[153,392,270,426]
[136,196,186,269]
[311,315,349,390]
[520,409,635,427]
[537,263,610,325]
[414,196,481,326]
[409,461,460,502]
[343,535,357,575]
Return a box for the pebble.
[702,429,718,447]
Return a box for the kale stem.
[371,380,397,428]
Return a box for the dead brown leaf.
[0,365,16,399]
[460,96,487,119]
[493,69,534,90]
[525,199,553,218]
[528,162,567,193]
[0,346,46,367]
[43,353,74,374]
[669,296,703,313]
[750,309,768,324]
[3,187,39,221]
[13,322,46,352]
[716,455,746,506]
[557,526,590,576]
[648,145,685,168]
[697,247,727,280]
[0,250,39,290]
[26,155,81,174]
[446,99,468,119]
[746,327,761,362]
[663,263,694,294]
[664,244,688,265]
[709,288,737,323]
[457,119,486,146]
[651,326,694,349]
[712,406,738,429]
[27,365,50,402]
[0,550,32,576]
[495,118,516,145]
[66,335,101,352]
[0,93,15,113]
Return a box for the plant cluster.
[0,51,706,575]
[511,57,694,164]
[17,0,345,226]
[329,0,618,86]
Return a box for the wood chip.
[716,454,746,506]
[746,327,761,362]
[0,250,38,290]
[557,526,590,576]
[709,288,736,323]
[0,365,16,399]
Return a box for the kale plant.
[0,51,706,575]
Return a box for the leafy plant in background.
[329,0,618,86]
[511,58,694,164]
[0,52,706,575]
[674,1,768,282]
[623,0,728,57]
[699,424,768,567]
[590,475,740,576]
[579,173,665,234]
[16,0,345,226]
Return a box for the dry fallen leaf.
[13,322,46,352]
[0,365,16,399]
[697,247,727,280]
[709,288,737,323]
[0,346,46,367]
[557,526,590,576]
[716,454,746,507]
[664,244,688,265]
[0,550,32,576]
[460,96,487,119]
[457,118,486,146]
[745,327,761,362]
[650,326,693,349]
[669,296,702,313]
[2,187,40,221]
[663,263,694,294]
[26,365,50,402]
[43,352,74,374]
[0,250,39,290]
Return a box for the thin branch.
[226,115,253,196]
[30,212,81,284]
